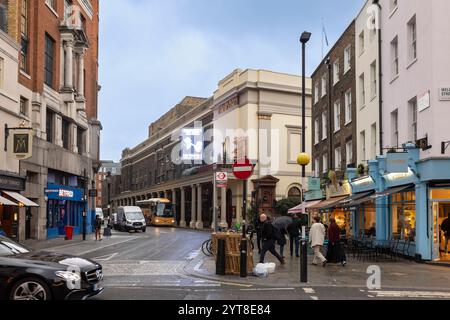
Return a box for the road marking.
[77,237,140,255]
[311,296,319,301]
[303,288,316,294]
[194,261,204,272]
[94,252,118,261]
[369,290,450,299]
[240,288,295,292]
[186,250,201,261]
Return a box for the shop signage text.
[439,88,450,101]
[45,185,83,202]
[386,152,409,174]
[217,95,239,115]
[0,174,25,191]
[326,181,351,198]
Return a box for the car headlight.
[56,271,81,283]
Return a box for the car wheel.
[10,278,52,301]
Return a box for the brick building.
[311,21,357,182]
[1,0,101,240]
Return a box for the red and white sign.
[232,158,255,180]
[215,172,228,188]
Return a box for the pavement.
[185,244,450,291]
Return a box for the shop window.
[391,191,416,240]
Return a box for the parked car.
[0,236,103,300]
[117,207,146,233]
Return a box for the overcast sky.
[98,0,365,161]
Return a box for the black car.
[0,236,103,300]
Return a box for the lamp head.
[300,32,312,44]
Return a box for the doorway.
[433,202,450,261]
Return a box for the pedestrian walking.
[94,215,103,241]
[253,214,262,254]
[278,227,287,258]
[287,218,301,258]
[441,216,450,254]
[309,216,327,267]
[326,218,347,267]
[259,214,286,265]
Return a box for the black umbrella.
[273,216,293,231]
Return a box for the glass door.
[432,202,450,261]
[433,202,440,261]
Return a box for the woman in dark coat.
[326,218,346,266]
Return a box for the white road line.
[186,250,201,261]
[311,296,319,301]
[303,288,316,294]
[194,261,204,272]
[369,291,450,299]
[240,288,295,292]
[77,237,139,256]
[94,252,118,261]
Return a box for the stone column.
[77,51,85,97]
[180,187,186,227]
[189,185,196,229]
[220,187,228,228]
[172,188,177,224]
[71,123,78,153]
[196,184,203,229]
[64,41,74,88]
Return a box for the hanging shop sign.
[386,152,409,174]
[6,126,33,161]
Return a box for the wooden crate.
[212,232,254,275]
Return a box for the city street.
[27,228,450,301]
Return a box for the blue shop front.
[45,184,92,239]
[346,143,450,262]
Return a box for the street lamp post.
[299,31,312,284]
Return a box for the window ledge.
[20,70,32,80]
[370,95,377,102]
[406,58,418,70]
[359,104,366,111]
[334,129,341,134]
[359,50,365,57]
[344,68,351,75]
[390,74,399,84]
[45,3,59,18]
[389,6,399,19]
[345,121,352,127]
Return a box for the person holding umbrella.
[259,214,286,265]
[273,215,293,258]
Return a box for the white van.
[117,207,146,233]
[95,208,104,225]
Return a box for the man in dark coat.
[326,218,346,266]
[259,214,285,265]
[442,217,450,254]
[287,219,301,257]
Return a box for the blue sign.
[308,177,321,191]
[386,152,409,173]
[45,184,84,202]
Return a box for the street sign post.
[233,158,255,278]
[215,172,228,188]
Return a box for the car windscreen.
[0,238,30,256]
[156,203,174,217]
[125,212,144,220]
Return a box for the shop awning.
[339,191,375,208]
[371,184,414,199]
[288,200,323,214]
[309,196,349,212]
[0,195,17,206]
[1,191,39,207]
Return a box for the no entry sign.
[233,158,255,180]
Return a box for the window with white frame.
[323,154,328,173]
[371,123,377,159]
[321,74,327,97]
[322,112,327,140]
[314,82,319,104]
[333,60,340,85]
[335,147,342,170]
[345,90,352,124]
[334,101,341,132]
[346,140,353,165]
[20,97,29,117]
[359,73,365,108]
[359,30,365,55]
[344,45,351,73]
[370,61,377,99]
[392,110,399,148]
[408,15,417,63]
[409,97,418,142]
[360,131,366,162]
[314,118,320,145]
[391,37,399,78]
[315,158,320,177]
[369,16,377,42]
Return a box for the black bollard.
[216,239,226,276]
[240,239,248,278]
[300,239,308,283]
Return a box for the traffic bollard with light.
[240,239,248,278]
